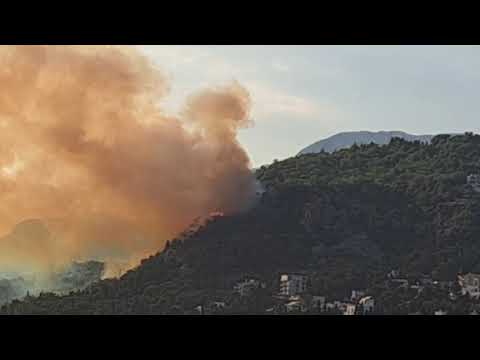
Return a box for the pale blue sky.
[138,45,480,167]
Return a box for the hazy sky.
[138,45,480,167]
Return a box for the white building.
[279,273,308,297]
[285,298,305,312]
[458,273,480,298]
[467,174,480,192]
[434,310,447,315]
[325,302,336,311]
[344,303,357,315]
[234,278,262,296]
[358,296,375,314]
[351,290,365,301]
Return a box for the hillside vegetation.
[3,133,480,314]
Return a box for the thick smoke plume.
[0,45,255,275]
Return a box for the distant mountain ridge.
[298,131,435,155]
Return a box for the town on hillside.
[188,268,480,315]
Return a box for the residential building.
[234,278,263,296]
[458,273,480,298]
[351,290,365,301]
[285,298,305,312]
[358,296,375,314]
[324,301,345,313]
[344,303,357,315]
[279,273,308,297]
[325,302,336,311]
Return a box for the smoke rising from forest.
[0,45,255,276]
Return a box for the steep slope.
[3,133,480,315]
[50,261,105,294]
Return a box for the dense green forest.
[3,133,480,314]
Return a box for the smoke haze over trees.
[0,45,256,276]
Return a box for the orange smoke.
[209,211,224,217]
[0,45,255,274]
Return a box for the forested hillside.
[3,133,480,315]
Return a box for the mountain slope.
[298,131,434,154]
[3,132,480,314]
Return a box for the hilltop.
[298,131,435,154]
